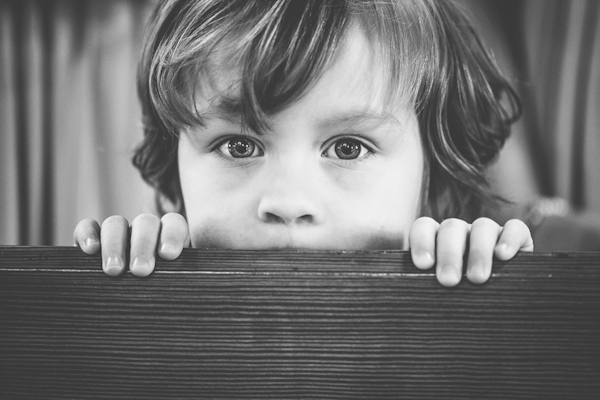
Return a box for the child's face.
[178,28,424,250]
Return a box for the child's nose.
[257,197,316,225]
[256,166,321,226]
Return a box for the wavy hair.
[133,0,520,221]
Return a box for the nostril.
[297,214,314,224]
[264,212,285,224]
[261,212,315,225]
[257,197,318,225]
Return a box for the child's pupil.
[228,138,255,158]
[335,139,361,159]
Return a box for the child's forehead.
[195,25,412,122]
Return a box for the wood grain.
[1,246,599,399]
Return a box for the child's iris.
[228,138,256,158]
[335,139,362,160]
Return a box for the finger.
[100,215,129,277]
[158,213,190,261]
[495,219,534,260]
[466,217,502,284]
[436,218,470,287]
[73,218,101,254]
[129,213,161,277]
[409,217,439,270]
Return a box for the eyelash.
[214,136,264,159]
[321,136,373,161]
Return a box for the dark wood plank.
[1,246,599,399]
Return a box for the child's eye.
[322,137,371,160]
[217,137,264,158]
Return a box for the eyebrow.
[317,110,401,130]
[204,95,402,133]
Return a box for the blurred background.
[1,0,599,250]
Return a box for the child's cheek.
[325,158,421,248]
[182,172,255,248]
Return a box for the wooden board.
[1,246,599,399]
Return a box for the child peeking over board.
[73,0,533,287]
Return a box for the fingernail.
[417,251,434,265]
[104,255,123,276]
[468,264,486,283]
[441,264,459,284]
[131,256,153,277]
[160,241,178,255]
[84,237,99,248]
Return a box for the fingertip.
[103,254,126,277]
[494,242,514,260]
[409,217,438,270]
[466,250,492,283]
[158,213,189,259]
[437,264,461,287]
[466,264,490,284]
[411,250,435,270]
[158,241,182,261]
[499,219,535,255]
[130,256,155,277]
[80,236,100,254]
[74,218,102,254]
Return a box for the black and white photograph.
[1,1,599,398]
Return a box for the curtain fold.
[0,0,154,245]
[523,0,600,211]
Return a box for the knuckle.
[506,218,530,233]
[78,218,97,228]
[74,219,96,238]
[411,217,439,235]
[131,237,157,253]
[102,215,128,228]
[160,213,187,234]
[472,217,498,230]
[468,248,488,263]
[161,212,186,226]
[440,218,468,231]
[469,245,484,257]
[409,240,433,256]
[437,249,462,262]
[101,238,127,251]
[417,216,438,227]
[102,241,126,253]
[132,213,160,227]
[160,214,189,245]
[131,217,160,250]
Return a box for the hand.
[409,217,534,287]
[73,213,190,277]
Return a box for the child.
[74,0,533,287]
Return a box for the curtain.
[522,0,600,212]
[0,0,154,245]
[463,0,600,250]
